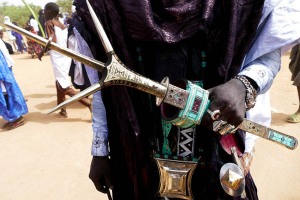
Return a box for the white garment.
[67,35,84,85]
[0,82,5,93]
[7,30,16,42]
[0,39,14,93]
[245,0,300,66]
[30,18,39,33]
[49,26,72,89]
[244,93,271,153]
[0,39,14,67]
[4,16,16,46]
[59,17,64,25]
[4,16,11,31]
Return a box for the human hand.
[202,78,247,133]
[89,156,113,193]
[38,34,53,61]
[37,48,45,61]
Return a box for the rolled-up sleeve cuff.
[238,66,269,93]
[239,49,281,94]
[91,130,109,156]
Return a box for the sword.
[4,2,297,150]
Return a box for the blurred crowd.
[0,6,76,130]
[1,9,70,58]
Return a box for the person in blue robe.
[0,44,28,130]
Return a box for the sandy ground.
[0,39,299,199]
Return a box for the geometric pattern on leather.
[177,127,196,158]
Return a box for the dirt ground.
[0,36,299,199]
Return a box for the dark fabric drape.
[75,0,263,82]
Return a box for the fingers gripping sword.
[4,1,297,151]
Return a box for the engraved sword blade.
[239,119,298,150]
[86,0,114,53]
[4,22,106,72]
[47,82,103,114]
[5,21,186,112]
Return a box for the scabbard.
[239,119,298,150]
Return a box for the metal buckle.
[154,157,198,200]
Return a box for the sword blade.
[239,119,298,150]
[86,0,114,53]
[47,82,104,114]
[4,22,106,72]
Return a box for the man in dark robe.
[73,0,264,199]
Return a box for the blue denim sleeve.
[72,28,110,156]
[239,48,281,94]
[91,91,109,156]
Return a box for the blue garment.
[240,49,281,94]
[245,0,300,66]
[73,28,109,156]
[11,31,24,52]
[0,51,28,122]
[240,0,300,94]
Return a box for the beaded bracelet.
[234,75,257,111]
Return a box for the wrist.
[233,75,258,111]
[91,139,109,156]
[244,76,258,91]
